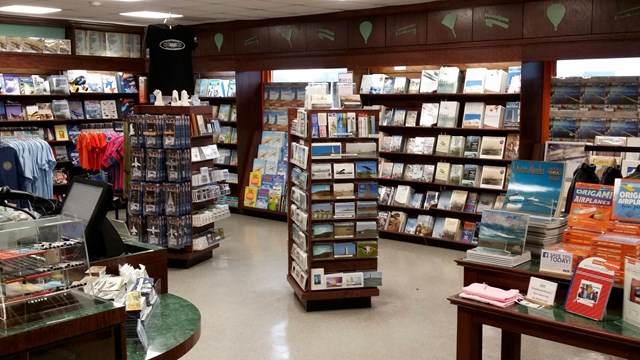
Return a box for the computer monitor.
[61,178,127,261]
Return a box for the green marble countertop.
[127,293,201,360]
[1,290,120,336]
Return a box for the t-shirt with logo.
[144,24,198,95]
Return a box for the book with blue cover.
[550,117,577,140]
[612,178,640,223]
[503,160,566,218]
[577,118,607,140]
[255,188,269,209]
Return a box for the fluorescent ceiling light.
[0,5,61,14]
[120,11,183,19]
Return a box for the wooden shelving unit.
[287,108,381,310]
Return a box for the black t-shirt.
[144,24,198,95]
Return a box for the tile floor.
[168,214,620,360]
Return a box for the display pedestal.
[167,243,220,268]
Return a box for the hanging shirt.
[144,24,198,95]
[0,145,27,205]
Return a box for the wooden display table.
[450,259,640,360]
[448,295,640,360]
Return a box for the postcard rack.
[287,108,381,310]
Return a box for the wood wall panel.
[268,24,307,53]
[592,0,640,34]
[235,27,269,54]
[348,16,386,49]
[427,8,473,44]
[385,12,427,47]
[194,29,235,56]
[306,21,348,51]
[523,0,592,38]
[472,4,523,41]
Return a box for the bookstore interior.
[2,0,640,358]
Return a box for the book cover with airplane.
[568,182,614,232]
[613,178,640,223]
[503,160,565,218]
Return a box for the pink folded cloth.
[459,292,520,308]
[461,282,521,302]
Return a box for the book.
[431,217,446,238]
[54,124,69,141]
[31,75,50,95]
[449,190,468,212]
[102,73,118,93]
[2,74,20,94]
[405,110,418,126]
[392,109,406,126]
[435,135,451,156]
[449,136,465,157]
[477,193,498,213]
[437,190,452,210]
[36,102,54,120]
[484,69,508,93]
[624,257,640,328]
[5,104,24,120]
[407,78,421,94]
[425,191,439,208]
[479,136,506,159]
[409,193,425,208]
[100,100,118,119]
[434,162,451,184]
[53,145,69,162]
[612,178,640,223]
[419,70,439,93]
[504,134,520,160]
[419,103,439,127]
[442,218,461,241]
[18,75,35,95]
[356,241,378,257]
[436,101,459,128]
[377,211,390,231]
[423,137,435,155]
[422,164,435,182]
[461,102,485,128]
[356,221,377,238]
[462,164,481,187]
[436,66,460,93]
[504,160,566,218]
[117,72,138,93]
[84,100,102,119]
[463,135,482,158]
[463,192,479,213]
[393,77,408,93]
[404,217,418,234]
[386,211,407,232]
[479,166,506,190]
[382,77,395,94]
[568,183,614,232]
[564,257,615,321]
[313,224,334,239]
[461,222,477,243]
[380,161,393,178]
[394,185,414,206]
[478,209,529,254]
[463,68,487,94]
[506,66,521,94]
[415,215,435,236]
[391,163,404,179]
[25,105,39,120]
[483,105,505,129]
[448,164,464,185]
[48,75,69,95]
[312,243,334,258]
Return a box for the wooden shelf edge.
[287,275,379,301]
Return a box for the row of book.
[0,72,138,95]
[310,111,378,138]
[311,240,378,259]
[550,117,640,141]
[380,184,505,215]
[75,30,142,58]
[381,101,520,129]
[214,126,238,145]
[214,149,238,166]
[378,210,477,243]
[212,104,237,122]
[244,172,287,210]
[551,76,640,110]
[194,79,237,98]
[379,160,509,190]
[381,134,519,160]
[0,98,133,121]
[310,200,377,220]
[311,161,377,180]
[0,36,71,55]
[360,66,521,95]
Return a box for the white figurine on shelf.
[191,94,201,106]
[171,90,180,106]
[153,89,164,106]
[180,90,190,106]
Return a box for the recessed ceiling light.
[120,11,183,19]
[0,5,61,14]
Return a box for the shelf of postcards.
[0,216,91,321]
[126,110,230,252]
[288,108,381,298]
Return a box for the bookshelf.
[128,105,230,268]
[359,63,522,249]
[287,108,381,310]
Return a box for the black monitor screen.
[61,178,126,261]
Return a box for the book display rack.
[197,72,239,209]
[360,64,521,249]
[287,108,381,310]
[127,105,230,268]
